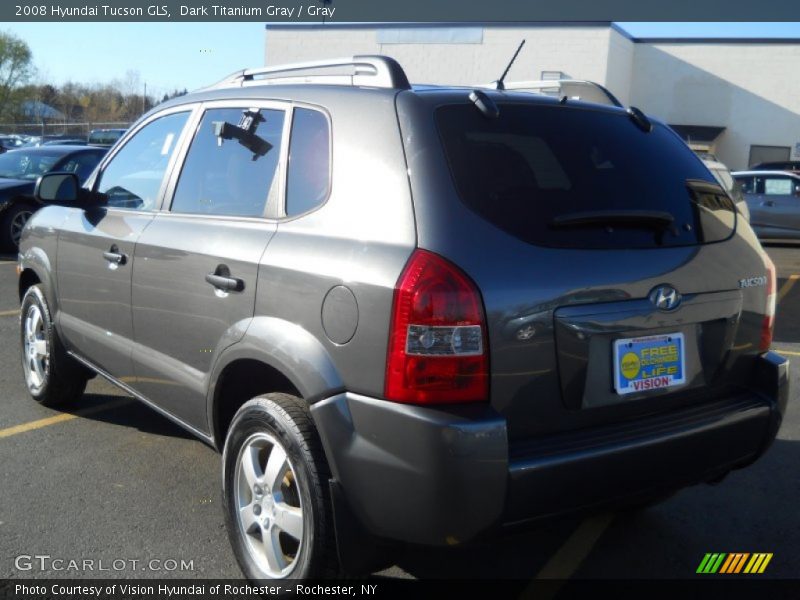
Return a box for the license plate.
[613,333,685,395]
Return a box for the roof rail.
[478,79,623,108]
[209,55,411,91]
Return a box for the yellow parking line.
[535,513,615,579]
[0,398,132,440]
[0,260,16,265]
[777,274,800,303]
[775,349,800,357]
[0,309,19,317]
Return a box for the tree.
[0,31,34,120]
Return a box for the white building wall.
[630,42,800,169]
[265,25,615,87]
[604,28,634,105]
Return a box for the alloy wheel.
[234,432,305,578]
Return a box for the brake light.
[385,249,488,404]
[760,254,776,352]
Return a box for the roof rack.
[478,79,623,108]
[209,55,411,91]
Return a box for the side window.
[285,108,331,217]
[764,177,793,196]
[171,107,285,217]
[736,176,757,194]
[96,112,189,211]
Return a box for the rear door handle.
[103,245,127,265]
[205,265,245,293]
[761,200,775,207]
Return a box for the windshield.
[436,103,736,249]
[0,150,62,180]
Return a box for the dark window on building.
[748,145,790,168]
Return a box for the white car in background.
[732,170,800,241]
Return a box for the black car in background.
[0,145,107,251]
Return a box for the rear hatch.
[400,93,772,440]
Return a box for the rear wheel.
[222,393,338,581]
[20,285,88,406]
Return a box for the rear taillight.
[385,249,488,404]
[760,254,776,352]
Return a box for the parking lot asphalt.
[0,245,798,581]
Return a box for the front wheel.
[3,202,35,252]
[222,393,339,581]
[20,285,87,406]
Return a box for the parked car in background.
[20,135,86,148]
[750,160,800,174]
[87,128,126,147]
[702,158,750,222]
[42,139,88,146]
[0,135,24,153]
[732,170,800,240]
[0,145,107,251]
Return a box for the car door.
[759,175,800,235]
[56,108,193,378]
[128,102,287,432]
[742,175,770,231]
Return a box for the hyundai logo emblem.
[650,285,681,311]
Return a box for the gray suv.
[17,56,789,581]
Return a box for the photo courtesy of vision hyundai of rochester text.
[16,55,788,580]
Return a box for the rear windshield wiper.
[550,209,675,229]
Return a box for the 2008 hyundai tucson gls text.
[16,56,789,581]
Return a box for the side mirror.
[35,172,79,204]
[35,172,106,208]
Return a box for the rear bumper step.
[506,394,770,523]
[504,351,789,524]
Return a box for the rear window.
[436,103,736,249]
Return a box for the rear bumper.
[311,351,789,546]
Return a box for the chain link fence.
[0,121,131,139]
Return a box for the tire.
[2,202,36,252]
[20,285,87,407]
[222,393,339,581]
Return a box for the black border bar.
[5,0,800,23]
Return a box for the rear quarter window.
[436,103,736,249]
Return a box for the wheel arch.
[18,248,56,310]
[208,317,345,449]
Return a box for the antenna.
[494,39,526,91]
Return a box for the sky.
[3,22,800,95]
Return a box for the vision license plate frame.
[613,333,686,395]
